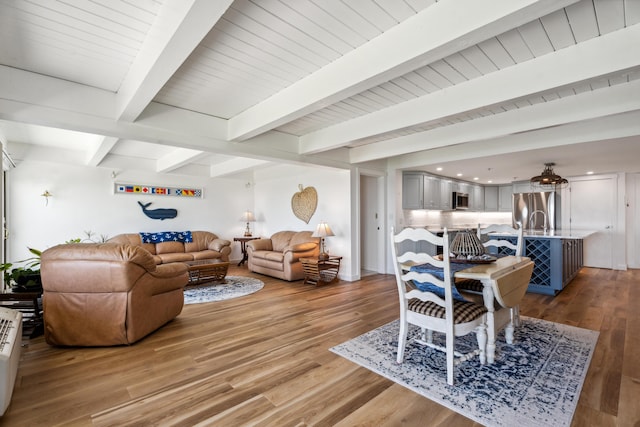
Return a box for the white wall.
[253,164,354,280]
[5,161,252,262]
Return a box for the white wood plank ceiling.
[0,0,639,183]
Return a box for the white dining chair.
[391,227,487,386]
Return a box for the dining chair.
[456,223,526,332]
[391,227,488,386]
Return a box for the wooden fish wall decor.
[138,201,178,220]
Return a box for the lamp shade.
[312,221,334,238]
[240,210,256,222]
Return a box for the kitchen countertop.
[418,227,596,239]
[494,229,596,239]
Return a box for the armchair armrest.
[285,242,318,253]
[247,239,272,252]
[209,238,231,252]
[147,262,188,294]
[284,242,319,263]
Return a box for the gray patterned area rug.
[330,317,598,427]
[183,276,264,304]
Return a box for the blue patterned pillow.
[139,231,193,244]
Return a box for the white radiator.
[0,307,22,416]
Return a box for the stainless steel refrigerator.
[512,191,559,230]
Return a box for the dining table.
[411,255,534,364]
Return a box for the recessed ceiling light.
[586,171,594,175]
[473,177,479,181]
[456,173,462,177]
[487,180,493,183]
[436,167,443,171]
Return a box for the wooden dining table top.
[453,255,532,280]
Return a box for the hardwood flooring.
[2,266,638,426]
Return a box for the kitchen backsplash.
[402,210,512,230]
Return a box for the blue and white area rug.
[330,317,598,427]
[184,276,264,304]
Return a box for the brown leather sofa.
[108,230,231,264]
[246,231,319,281]
[40,243,188,346]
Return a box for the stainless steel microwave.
[452,192,469,210]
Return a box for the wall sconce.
[312,221,334,260]
[41,190,52,206]
[240,210,256,236]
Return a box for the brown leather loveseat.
[246,231,319,281]
[108,230,231,264]
[40,243,188,346]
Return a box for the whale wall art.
[138,201,178,220]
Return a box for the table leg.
[482,281,496,364]
[238,241,248,266]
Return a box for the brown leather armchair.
[40,243,188,346]
[246,231,319,281]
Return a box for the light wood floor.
[2,266,638,426]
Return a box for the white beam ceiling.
[350,75,640,163]
[116,0,233,122]
[305,24,640,156]
[227,0,580,141]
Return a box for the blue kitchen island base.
[492,233,585,296]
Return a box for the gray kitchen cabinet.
[440,179,453,210]
[471,185,484,211]
[498,184,513,212]
[423,175,441,209]
[403,172,448,210]
[402,172,424,209]
[484,186,499,211]
[455,182,470,194]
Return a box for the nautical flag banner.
[115,183,203,198]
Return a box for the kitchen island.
[491,229,594,295]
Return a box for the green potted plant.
[1,247,43,292]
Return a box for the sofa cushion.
[290,231,316,246]
[185,231,215,252]
[157,253,193,263]
[191,250,222,261]
[156,241,186,254]
[271,231,295,252]
[250,252,285,271]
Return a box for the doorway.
[360,175,384,275]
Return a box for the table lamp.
[241,210,256,236]
[312,221,334,260]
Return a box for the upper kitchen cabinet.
[498,184,513,212]
[402,172,448,210]
[484,186,499,211]
[402,172,424,209]
[440,179,453,210]
[423,175,442,209]
[470,185,484,211]
[512,181,533,193]
[455,182,470,194]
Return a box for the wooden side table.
[0,288,43,338]
[300,256,342,286]
[234,236,259,266]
